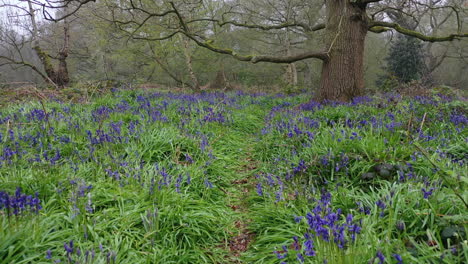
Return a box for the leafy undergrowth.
[0,89,466,263]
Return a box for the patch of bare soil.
[228,220,255,257]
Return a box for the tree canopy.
[1,0,467,100]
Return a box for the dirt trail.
[225,149,258,262]
[220,117,264,263]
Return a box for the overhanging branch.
[214,20,325,32]
[183,32,327,64]
[369,21,468,42]
[167,1,327,64]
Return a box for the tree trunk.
[55,19,70,88]
[319,1,368,102]
[28,0,70,88]
[304,62,313,88]
[181,35,201,92]
[286,63,298,86]
[284,5,298,87]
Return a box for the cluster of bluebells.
[0,187,42,216]
[369,250,403,264]
[396,163,443,199]
[261,109,316,142]
[104,160,145,187]
[421,178,441,199]
[46,240,117,264]
[373,190,398,218]
[57,179,93,218]
[200,106,230,124]
[148,164,192,195]
[260,94,464,160]
[0,91,242,170]
[255,173,285,203]
[276,192,362,263]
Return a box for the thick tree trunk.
[319,1,368,102]
[55,21,70,88]
[28,0,70,88]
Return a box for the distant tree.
[101,0,468,101]
[5,0,468,100]
[383,34,426,84]
[0,0,73,88]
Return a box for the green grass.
[0,90,466,263]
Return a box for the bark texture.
[56,22,70,87]
[319,1,368,102]
[28,0,70,88]
[181,36,201,92]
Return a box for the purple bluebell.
[256,183,263,196]
[0,188,42,216]
[396,221,406,232]
[64,240,74,254]
[304,239,315,256]
[376,250,385,264]
[204,178,213,188]
[45,249,52,259]
[297,253,305,263]
[175,174,183,193]
[422,187,434,199]
[392,253,403,264]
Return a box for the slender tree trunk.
[319,1,368,102]
[284,5,298,87]
[147,42,192,87]
[181,36,201,92]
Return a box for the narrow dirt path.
[219,112,265,263]
[225,146,258,263]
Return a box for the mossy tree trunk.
[28,0,70,88]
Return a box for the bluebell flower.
[186,173,191,184]
[275,249,287,259]
[376,250,385,264]
[175,174,183,193]
[64,240,74,254]
[256,183,263,196]
[297,253,305,263]
[422,187,434,199]
[392,253,403,264]
[294,215,303,223]
[304,239,316,256]
[0,188,42,216]
[376,200,386,217]
[396,221,405,232]
[204,178,213,188]
[184,153,193,164]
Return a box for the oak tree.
[100,0,467,101]
[9,0,468,100]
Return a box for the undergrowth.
[0,89,466,263]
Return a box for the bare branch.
[0,55,56,86]
[369,21,468,42]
